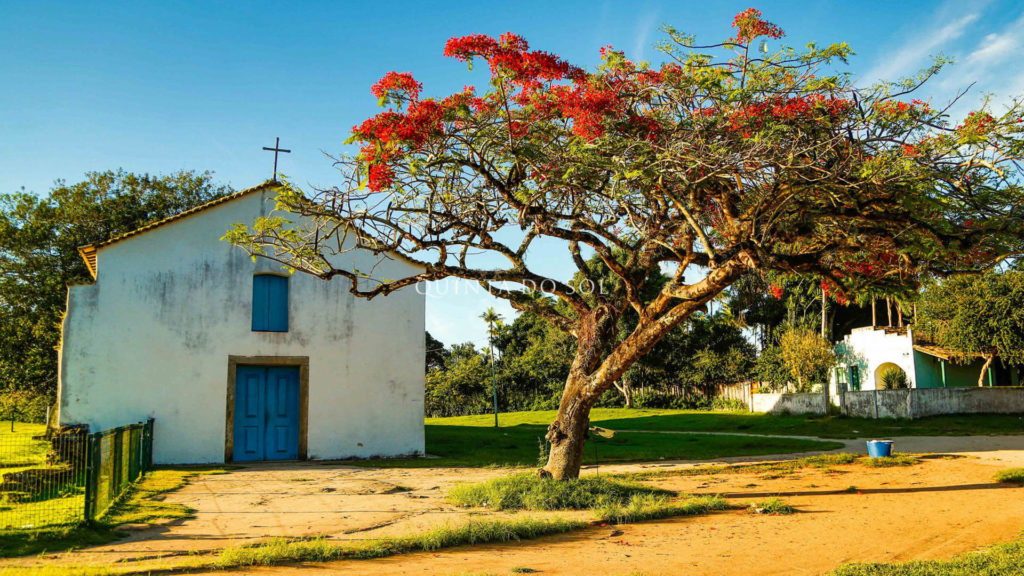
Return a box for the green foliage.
[593,494,728,524]
[217,517,586,567]
[862,454,918,468]
[880,366,909,390]
[917,271,1024,367]
[755,344,792,391]
[710,397,749,411]
[748,497,795,515]
[779,326,837,391]
[495,309,576,411]
[425,331,449,372]
[447,472,671,511]
[0,390,51,423]
[634,313,756,398]
[425,343,491,417]
[995,468,1024,485]
[0,170,230,396]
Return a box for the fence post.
[143,419,154,472]
[83,433,98,524]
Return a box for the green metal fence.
[0,419,153,530]
[84,419,153,522]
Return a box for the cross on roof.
[262,137,291,181]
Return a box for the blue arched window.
[252,274,289,332]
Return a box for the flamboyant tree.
[228,9,1024,479]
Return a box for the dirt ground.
[8,434,1024,575]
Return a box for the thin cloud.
[962,10,1024,71]
[965,32,1018,68]
[941,9,1024,116]
[631,9,659,62]
[862,10,981,84]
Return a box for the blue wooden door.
[233,366,300,462]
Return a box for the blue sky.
[2,0,1023,347]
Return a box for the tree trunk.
[820,288,828,339]
[542,375,597,480]
[613,379,634,408]
[540,260,747,480]
[541,307,617,480]
[978,354,994,387]
[871,298,877,328]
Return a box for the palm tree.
[481,307,504,427]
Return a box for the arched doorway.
[874,362,908,389]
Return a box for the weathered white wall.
[833,327,917,391]
[58,188,425,464]
[842,387,1024,419]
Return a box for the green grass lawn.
[0,423,49,473]
[342,408,1024,468]
[430,408,1024,439]
[352,419,842,468]
[1,423,86,530]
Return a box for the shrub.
[631,389,675,409]
[879,367,909,390]
[448,472,672,511]
[748,497,795,515]
[995,468,1024,486]
[594,494,728,524]
[779,327,836,392]
[710,397,748,411]
[754,345,791,391]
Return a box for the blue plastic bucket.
[866,440,894,458]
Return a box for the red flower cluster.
[873,99,929,117]
[444,32,582,94]
[731,8,785,43]
[371,71,422,103]
[821,281,850,306]
[727,94,852,134]
[626,113,662,141]
[901,143,921,157]
[352,84,447,190]
[960,111,997,135]
[768,284,784,300]
[541,83,628,139]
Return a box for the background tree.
[0,170,230,408]
[426,331,449,372]
[778,326,836,392]
[425,343,491,417]
[481,307,504,426]
[916,271,1024,385]
[230,10,1024,479]
[495,309,576,410]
